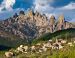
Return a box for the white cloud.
[0,0,15,12]
[33,0,54,13]
[59,2,75,10]
[0,8,24,20]
[33,0,75,21]
[33,0,55,18]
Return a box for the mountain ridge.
[0,10,75,43]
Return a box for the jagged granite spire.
[58,15,65,24]
[57,15,65,30]
[49,15,55,33]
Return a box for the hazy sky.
[0,0,75,22]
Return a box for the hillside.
[32,28,75,44]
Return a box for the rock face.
[57,15,75,30]
[0,10,75,42]
[49,15,55,33]
[57,15,65,30]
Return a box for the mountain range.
[0,10,75,46]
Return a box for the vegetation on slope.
[32,28,75,44]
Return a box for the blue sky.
[0,0,75,22]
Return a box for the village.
[5,38,75,58]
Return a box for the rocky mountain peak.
[49,15,55,25]
[58,15,65,24]
[13,13,18,18]
[50,15,55,19]
[49,15,56,33]
[28,10,34,17]
[19,10,25,15]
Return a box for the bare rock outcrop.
[57,15,65,30]
[49,15,55,33]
